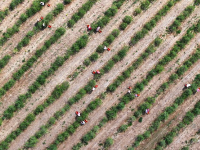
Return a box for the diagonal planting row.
[153,85,200,150]
[0,0,139,146]
[0,0,50,46]
[111,21,200,150]
[72,8,200,150]
[0,82,70,150]
[0,0,97,84]
[45,0,194,148]
[12,1,169,148]
[0,0,26,22]
[0,0,130,145]
[0,0,113,113]
[111,2,200,137]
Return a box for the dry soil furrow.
[85,31,200,150]
[0,0,114,112]
[78,1,196,149]
[0,0,35,36]
[189,137,200,150]
[166,114,200,150]
[0,0,13,10]
[138,89,200,150]
[165,103,200,150]
[7,0,147,149]
[0,0,61,52]
[108,60,200,150]
[1,0,135,145]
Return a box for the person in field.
[40,2,45,6]
[185,84,191,88]
[92,85,98,91]
[75,111,81,116]
[87,25,92,31]
[104,46,110,51]
[145,109,150,114]
[81,120,88,125]
[96,27,102,33]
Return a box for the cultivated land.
[0,0,200,150]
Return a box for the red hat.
[48,25,51,28]
[95,85,98,88]
[107,48,110,51]
[92,71,96,74]
[41,17,44,20]
[47,4,50,7]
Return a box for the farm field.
[0,0,200,150]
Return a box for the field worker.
[127,90,131,94]
[48,25,52,28]
[41,17,44,20]
[81,121,85,125]
[197,88,200,92]
[185,84,191,88]
[42,23,45,27]
[40,2,45,6]
[96,70,100,74]
[75,111,80,116]
[96,26,102,33]
[128,86,131,90]
[135,94,140,97]
[92,85,98,91]
[92,71,96,74]
[87,25,92,31]
[47,4,50,7]
[104,46,110,51]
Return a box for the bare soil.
[0,0,13,10]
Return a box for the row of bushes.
[130,74,200,149]
[0,27,66,102]
[47,98,102,150]
[130,0,180,46]
[154,95,200,150]
[107,37,162,93]
[16,3,65,51]
[105,18,200,121]
[71,38,162,150]
[0,55,11,70]
[24,80,95,148]
[1,33,88,122]
[0,0,26,22]
[0,0,50,46]
[0,28,66,122]
[168,5,195,33]
[116,20,200,137]
[134,0,156,15]
[90,0,126,32]
[67,0,98,27]
[1,0,127,125]
[117,47,200,134]
[0,82,69,150]
[119,16,132,30]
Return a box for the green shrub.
[140,1,150,10]
[64,0,72,4]
[111,29,120,37]
[89,52,99,61]
[134,8,141,15]
[118,124,128,132]
[123,16,132,24]
[120,22,128,30]
[138,117,143,122]
[104,138,114,148]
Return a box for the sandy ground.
[79,0,197,149]
[0,0,110,113]
[0,0,61,50]
[138,82,200,150]
[0,0,35,36]
[189,134,200,150]
[7,1,142,149]
[0,0,13,10]
[166,115,200,150]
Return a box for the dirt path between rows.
[0,0,109,112]
[137,80,200,150]
[0,0,35,37]
[0,0,12,10]
[0,0,61,53]
[80,0,197,149]
[165,103,200,150]
[7,1,142,149]
[189,134,200,150]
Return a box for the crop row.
[0,0,50,46]
[117,47,200,133]
[0,0,126,127]
[0,0,98,99]
[154,80,200,150]
[71,37,162,150]
[71,0,187,148]
[0,27,66,122]
[72,10,200,150]
[0,55,11,70]
[0,82,70,150]
[128,28,200,146]
[0,0,25,22]
[67,0,98,28]
[130,0,180,46]
[168,5,195,33]
[23,79,96,148]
